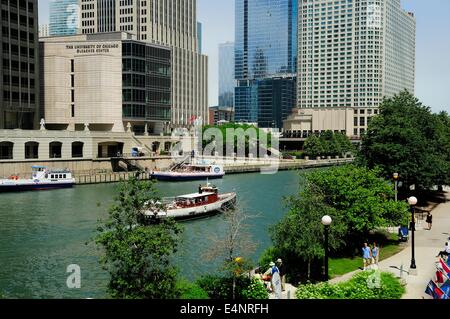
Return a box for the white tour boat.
[0,166,76,192]
[150,163,225,182]
[144,184,236,221]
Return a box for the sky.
[38,0,450,113]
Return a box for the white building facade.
[297,0,416,110]
[79,0,208,128]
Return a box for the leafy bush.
[241,278,269,300]
[258,246,281,273]
[296,271,405,299]
[177,279,209,299]
[196,274,253,300]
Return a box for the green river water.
[0,170,304,298]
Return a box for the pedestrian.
[362,243,372,270]
[276,258,286,292]
[426,212,433,230]
[372,242,380,265]
[264,262,280,293]
[436,242,450,259]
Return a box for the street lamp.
[408,196,418,274]
[393,173,399,202]
[321,215,332,281]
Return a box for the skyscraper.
[79,0,208,128]
[218,41,235,107]
[297,0,416,109]
[235,0,298,128]
[197,22,202,54]
[49,0,80,36]
[0,0,39,130]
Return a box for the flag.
[425,280,445,299]
[440,280,450,300]
[436,270,444,284]
[440,258,450,276]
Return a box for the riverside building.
[79,0,208,128]
[39,32,172,134]
[235,0,298,128]
[49,0,79,36]
[218,41,235,108]
[0,0,39,130]
[297,0,416,114]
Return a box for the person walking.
[436,242,450,259]
[362,243,372,270]
[372,242,380,266]
[426,212,433,230]
[276,259,286,292]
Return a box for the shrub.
[296,271,405,299]
[177,279,209,299]
[258,246,281,272]
[241,278,269,300]
[196,274,253,300]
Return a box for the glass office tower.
[218,42,235,107]
[0,0,39,130]
[49,0,79,36]
[235,0,297,127]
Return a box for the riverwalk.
[330,188,450,299]
[74,158,353,185]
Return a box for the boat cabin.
[174,191,219,208]
[31,166,72,180]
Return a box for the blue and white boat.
[0,166,76,192]
[150,164,225,182]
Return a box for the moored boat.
[150,164,225,182]
[0,166,76,192]
[144,184,236,221]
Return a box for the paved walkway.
[330,189,450,299]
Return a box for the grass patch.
[329,232,405,278]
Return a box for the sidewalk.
[330,189,450,299]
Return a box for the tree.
[96,178,183,299]
[202,206,257,299]
[303,134,325,158]
[306,165,409,238]
[269,165,409,282]
[360,90,450,191]
[270,187,347,280]
[304,131,354,158]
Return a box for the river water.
[0,170,303,298]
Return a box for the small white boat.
[145,184,236,221]
[150,164,225,182]
[0,166,76,192]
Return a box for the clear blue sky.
[38,0,449,113]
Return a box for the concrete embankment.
[74,158,353,185]
[224,158,354,174]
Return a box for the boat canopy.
[176,192,215,200]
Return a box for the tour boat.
[150,164,225,182]
[0,166,76,192]
[144,184,236,221]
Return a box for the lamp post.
[322,215,332,281]
[408,196,418,274]
[393,173,399,202]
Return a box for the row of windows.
[1,0,34,12]
[3,90,35,102]
[2,59,35,72]
[3,74,35,87]
[1,10,34,27]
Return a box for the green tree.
[269,165,409,282]
[270,187,347,280]
[304,131,354,158]
[306,165,409,238]
[304,134,325,158]
[96,178,183,299]
[360,90,449,190]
